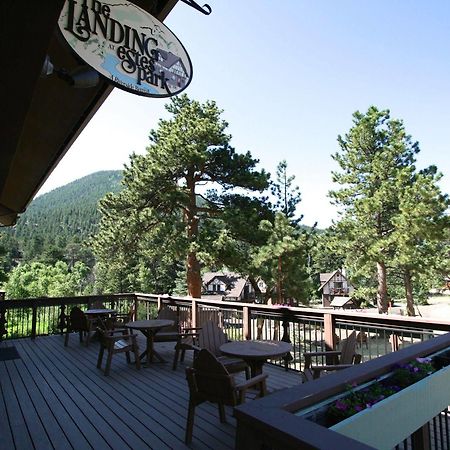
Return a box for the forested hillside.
[1,170,122,266]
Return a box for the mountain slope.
[13,170,122,244]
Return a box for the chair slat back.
[157,306,179,333]
[198,321,227,356]
[68,307,88,331]
[92,300,106,309]
[192,349,236,405]
[340,331,357,364]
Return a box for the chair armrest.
[304,350,342,357]
[103,334,135,343]
[304,350,342,369]
[236,373,268,402]
[311,364,354,379]
[236,373,268,391]
[104,327,129,335]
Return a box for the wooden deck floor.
[0,334,301,450]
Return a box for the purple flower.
[413,367,419,373]
[335,400,348,411]
[416,357,431,364]
[354,405,364,412]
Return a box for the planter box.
[330,364,450,450]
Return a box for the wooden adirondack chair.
[152,306,180,343]
[173,320,250,378]
[64,306,90,346]
[185,349,267,444]
[96,328,141,376]
[301,331,361,381]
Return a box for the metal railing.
[1,292,449,373]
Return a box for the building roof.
[330,296,354,307]
[202,272,248,299]
[318,269,343,291]
[0,0,177,226]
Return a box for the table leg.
[248,360,265,378]
[141,329,166,365]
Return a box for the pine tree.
[91,95,268,297]
[390,167,449,314]
[330,106,420,313]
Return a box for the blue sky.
[41,0,450,228]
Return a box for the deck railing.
[234,332,450,450]
[1,292,449,372]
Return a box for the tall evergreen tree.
[330,106,449,314]
[329,106,420,313]
[92,95,268,297]
[390,168,449,314]
[271,160,302,221]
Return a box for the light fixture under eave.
[40,55,100,88]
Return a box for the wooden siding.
[0,334,300,450]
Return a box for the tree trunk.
[186,251,201,298]
[376,261,389,313]
[277,256,283,304]
[403,269,415,316]
[185,172,202,298]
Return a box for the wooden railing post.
[243,306,251,340]
[157,295,162,311]
[191,299,197,328]
[411,424,431,450]
[281,309,293,370]
[0,290,6,341]
[31,300,37,340]
[58,303,66,335]
[324,313,337,350]
[390,333,400,352]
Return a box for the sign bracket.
[180,0,212,15]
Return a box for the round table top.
[125,319,174,330]
[220,340,292,360]
[85,308,116,315]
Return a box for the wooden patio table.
[125,319,174,366]
[220,340,292,378]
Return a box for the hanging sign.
[58,0,193,97]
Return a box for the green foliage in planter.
[327,358,436,426]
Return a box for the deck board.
[1,335,301,450]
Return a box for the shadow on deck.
[0,334,301,450]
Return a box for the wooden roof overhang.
[0,0,178,226]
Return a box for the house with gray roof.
[202,272,256,302]
[318,269,354,307]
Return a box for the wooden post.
[281,310,293,370]
[191,299,197,328]
[389,333,399,352]
[411,424,430,450]
[157,295,162,311]
[0,290,6,341]
[243,306,251,340]
[58,303,66,335]
[31,300,37,340]
[323,313,337,350]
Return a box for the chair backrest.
[198,321,227,356]
[339,331,357,364]
[189,349,237,406]
[68,307,88,331]
[91,300,106,309]
[157,306,179,333]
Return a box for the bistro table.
[125,319,174,366]
[220,340,292,378]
